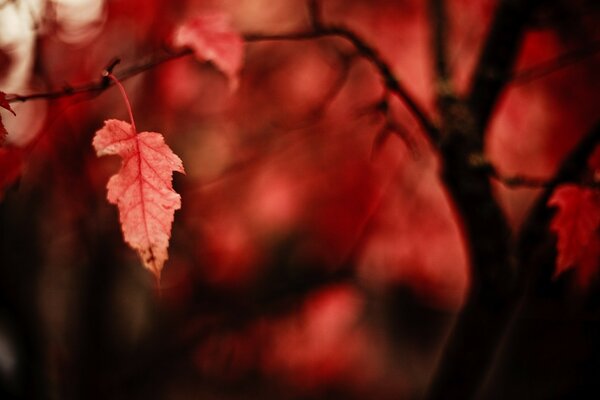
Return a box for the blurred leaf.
[0,92,16,144]
[173,12,244,90]
[548,184,600,286]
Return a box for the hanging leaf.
[93,119,184,280]
[173,12,244,90]
[548,184,600,286]
[0,92,16,144]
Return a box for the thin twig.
[492,174,551,188]
[6,15,439,145]
[5,49,192,104]
[466,153,582,189]
[370,92,419,159]
[511,40,600,85]
[245,27,439,143]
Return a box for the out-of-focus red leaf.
[0,91,16,144]
[0,92,14,114]
[93,119,185,280]
[0,147,22,198]
[173,12,244,90]
[548,184,600,286]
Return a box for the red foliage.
[548,184,600,286]
[173,12,244,90]
[93,119,184,280]
[1,0,600,397]
[0,91,15,143]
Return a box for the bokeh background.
[0,0,599,398]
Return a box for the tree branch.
[5,49,193,103]
[369,91,419,158]
[429,0,455,107]
[468,0,543,134]
[249,24,441,142]
[6,19,439,145]
[428,0,546,398]
[511,40,600,85]
[308,0,323,29]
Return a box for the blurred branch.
[471,154,551,188]
[430,2,598,395]
[491,167,598,189]
[470,154,598,189]
[5,49,193,103]
[511,40,600,85]
[429,0,455,110]
[245,26,440,143]
[308,0,323,29]
[467,0,544,135]
[370,92,419,158]
[429,0,546,398]
[6,10,439,146]
[491,172,550,188]
[6,24,600,118]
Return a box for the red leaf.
[173,13,244,90]
[548,184,600,286]
[0,92,15,115]
[93,119,185,280]
[0,91,16,144]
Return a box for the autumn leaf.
[173,12,244,90]
[548,184,600,286]
[0,91,16,144]
[93,119,184,280]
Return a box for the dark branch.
[429,1,546,398]
[6,49,192,103]
[511,40,600,85]
[492,173,550,188]
[468,0,543,134]
[308,0,323,29]
[245,26,439,142]
[7,19,439,145]
[370,92,419,158]
[429,0,455,106]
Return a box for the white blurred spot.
[0,0,44,90]
[52,0,106,44]
[0,0,47,146]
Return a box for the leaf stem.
[106,73,137,133]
